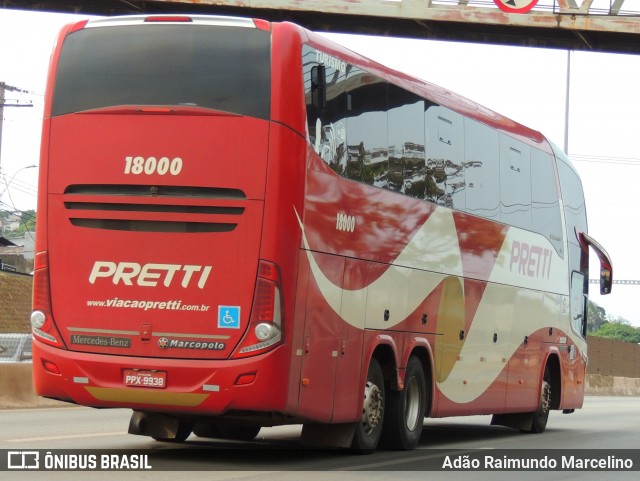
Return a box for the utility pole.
[564,50,571,155]
[0,81,34,175]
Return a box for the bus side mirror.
[577,230,613,295]
[311,65,326,110]
[600,267,612,295]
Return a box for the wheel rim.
[540,380,551,414]
[361,379,383,435]
[404,376,421,432]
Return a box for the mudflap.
[128,410,183,439]
[300,423,356,449]
[491,413,534,432]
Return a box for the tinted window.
[464,119,500,221]
[346,67,387,185]
[557,160,587,237]
[388,85,425,197]
[500,136,531,230]
[53,25,271,119]
[425,106,465,210]
[570,271,587,337]
[531,149,563,257]
[302,45,567,250]
[304,45,348,175]
[556,157,587,274]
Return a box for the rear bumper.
[32,338,291,415]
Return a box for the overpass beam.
[611,0,625,15]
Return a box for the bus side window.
[500,137,531,231]
[570,271,587,337]
[424,106,465,210]
[464,119,500,221]
[346,67,387,186]
[556,158,587,275]
[387,85,425,197]
[311,65,326,110]
[303,46,348,175]
[531,149,564,257]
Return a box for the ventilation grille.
[64,184,246,233]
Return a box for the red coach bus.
[32,14,612,451]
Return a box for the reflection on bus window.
[346,67,388,185]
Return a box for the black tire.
[192,422,221,438]
[530,367,552,433]
[381,356,427,449]
[217,423,262,441]
[193,422,261,441]
[351,358,385,453]
[152,421,192,442]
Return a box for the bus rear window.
[52,24,271,119]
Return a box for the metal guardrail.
[0,333,32,363]
[589,279,640,285]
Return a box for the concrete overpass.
[2,0,640,54]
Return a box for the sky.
[0,7,639,326]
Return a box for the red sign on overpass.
[494,0,539,14]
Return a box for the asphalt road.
[1,396,639,480]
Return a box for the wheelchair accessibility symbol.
[218,305,240,329]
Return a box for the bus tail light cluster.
[31,252,64,348]
[233,260,283,358]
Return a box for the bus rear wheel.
[351,358,385,453]
[521,366,551,434]
[530,373,551,433]
[381,355,427,449]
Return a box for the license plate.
[123,369,167,389]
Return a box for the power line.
[0,82,35,178]
[571,153,640,166]
[0,168,38,188]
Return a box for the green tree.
[18,209,36,232]
[591,319,640,343]
[587,300,607,333]
[6,209,36,237]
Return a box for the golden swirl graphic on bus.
[435,276,465,384]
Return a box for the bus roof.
[295,23,551,153]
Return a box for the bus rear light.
[235,373,257,386]
[233,261,284,358]
[31,310,46,329]
[144,16,193,23]
[255,322,278,341]
[258,261,281,283]
[32,256,64,348]
[42,360,61,375]
[138,107,173,113]
[252,278,279,323]
[31,311,64,348]
[34,251,48,270]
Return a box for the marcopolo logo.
[157,337,225,351]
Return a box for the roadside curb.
[585,373,640,397]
